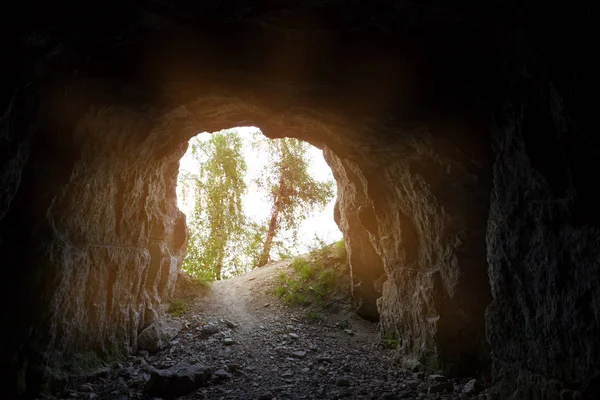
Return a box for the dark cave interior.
[1,1,598,399]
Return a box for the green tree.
[255,137,334,267]
[182,131,247,280]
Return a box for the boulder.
[138,318,182,353]
[144,363,212,398]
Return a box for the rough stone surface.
[39,261,489,400]
[0,96,189,396]
[325,136,493,377]
[138,318,182,353]
[326,153,386,321]
[144,362,212,398]
[429,381,453,394]
[1,1,596,399]
[486,93,600,399]
[463,379,480,395]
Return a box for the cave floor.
[42,261,488,400]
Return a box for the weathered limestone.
[326,152,385,321]
[486,97,600,399]
[325,128,492,376]
[2,1,597,399]
[0,102,189,394]
[145,363,212,398]
[138,317,182,353]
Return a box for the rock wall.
[326,152,385,321]
[325,125,493,377]
[0,87,189,396]
[486,90,600,398]
[482,5,599,398]
[3,1,598,398]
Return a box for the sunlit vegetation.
[168,298,188,317]
[383,331,399,350]
[177,129,336,281]
[254,137,334,267]
[178,132,247,281]
[273,241,349,308]
[305,310,322,323]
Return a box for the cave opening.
[175,126,342,281]
[4,1,597,397]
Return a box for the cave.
[2,1,598,399]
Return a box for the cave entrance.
[176,126,341,281]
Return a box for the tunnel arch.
[3,2,597,398]
[6,71,491,392]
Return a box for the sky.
[176,126,342,256]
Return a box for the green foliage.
[178,129,337,279]
[308,235,332,260]
[169,298,188,316]
[306,310,322,323]
[240,221,268,268]
[272,243,349,308]
[274,270,310,306]
[255,137,335,266]
[383,331,399,350]
[192,275,213,289]
[291,258,316,280]
[180,130,247,280]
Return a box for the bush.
[383,331,399,350]
[272,242,349,309]
[169,298,188,316]
[274,270,310,306]
[291,257,316,280]
[306,310,322,323]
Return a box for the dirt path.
[44,261,488,400]
[175,262,485,400]
[184,261,406,399]
[194,261,289,335]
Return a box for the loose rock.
[337,377,351,387]
[429,381,453,394]
[463,379,481,395]
[144,363,212,398]
[429,374,447,382]
[215,369,232,379]
[223,319,238,329]
[137,318,182,353]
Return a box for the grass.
[186,271,213,288]
[194,276,213,288]
[291,258,317,281]
[383,331,399,350]
[272,242,349,310]
[169,298,188,316]
[306,310,322,323]
[274,270,310,306]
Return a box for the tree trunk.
[257,174,286,267]
[214,251,224,280]
[214,223,225,280]
[256,205,280,267]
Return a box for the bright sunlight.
[176,127,342,280]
